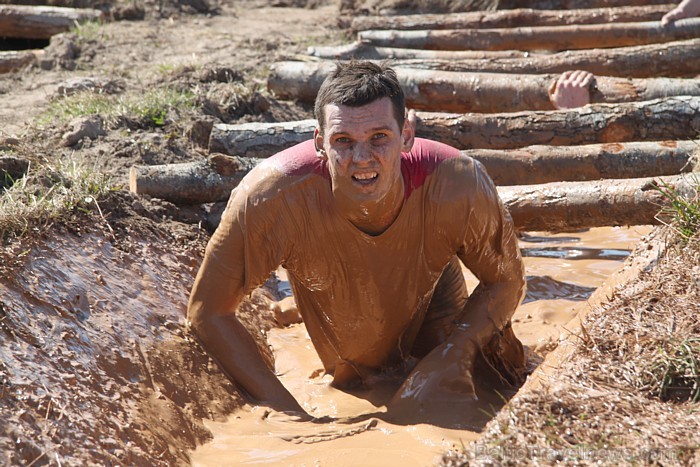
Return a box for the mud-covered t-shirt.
[203,138,524,379]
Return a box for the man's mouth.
[352,172,378,185]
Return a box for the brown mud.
[191,226,650,465]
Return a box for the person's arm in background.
[548,70,596,110]
[187,191,306,415]
[662,0,700,25]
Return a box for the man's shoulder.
[240,140,328,198]
[402,138,479,198]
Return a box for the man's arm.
[187,197,305,414]
[389,159,525,413]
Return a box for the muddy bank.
[0,193,280,465]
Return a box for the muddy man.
[187,61,527,419]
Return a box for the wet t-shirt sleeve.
[456,159,526,329]
[205,167,290,300]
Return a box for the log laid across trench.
[269,61,700,113]
[351,4,673,31]
[351,5,672,32]
[309,39,700,78]
[358,18,700,52]
[210,96,700,154]
[0,5,104,39]
[129,157,697,234]
[470,141,698,185]
[500,175,697,232]
[132,141,697,203]
[129,154,259,205]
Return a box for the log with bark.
[416,96,700,149]
[210,97,700,154]
[135,137,699,190]
[0,5,104,39]
[129,154,260,205]
[358,18,700,52]
[208,119,317,159]
[0,50,36,74]
[473,141,698,185]
[501,0,671,10]
[309,39,700,79]
[500,175,697,232]
[308,42,529,60]
[268,61,700,113]
[351,5,673,32]
[130,159,697,234]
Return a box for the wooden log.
[0,50,36,74]
[0,5,104,39]
[500,175,697,232]
[473,141,698,185]
[501,0,671,10]
[308,41,528,60]
[351,5,673,32]
[129,154,259,205]
[382,39,700,79]
[136,162,697,233]
[417,96,700,150]
[358,18,700,52]
[209,97,700,154]
[268,61,700,113]
[208,119,317,159]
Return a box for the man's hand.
[386,335,479,422]
[662,0,700,25]
[270,296,303,326]
[548,70,596,110]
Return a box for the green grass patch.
[39,88,196,128]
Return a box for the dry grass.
[0,155,112,245]
[443,185,700,466]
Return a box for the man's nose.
[351,142,372,164]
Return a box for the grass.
[0,156,113,244]
[38,88,197,129]
[653,174,700,239]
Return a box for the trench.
[0,37,49,51]
[190,225,651,466]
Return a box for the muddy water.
[191,226,650,466]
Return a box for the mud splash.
[191,225,651,466]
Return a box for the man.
[187,61,526,418]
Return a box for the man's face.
[315,97,413,205]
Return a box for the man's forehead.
[322,98,399,131]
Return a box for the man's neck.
[335,178,405,236]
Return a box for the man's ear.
[313,127,327,159]
[401,109,416,152]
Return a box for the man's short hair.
[314,61,405,134]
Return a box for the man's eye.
[336,137,351,144]
[372,133,387,140]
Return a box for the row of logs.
[126,3,700,233]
